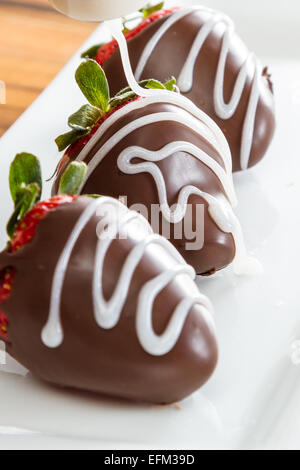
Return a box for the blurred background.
[0,0,299,137]
[0,0,94,137]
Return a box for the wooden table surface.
[0,0,95,137]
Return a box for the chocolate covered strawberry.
[87,2,275,172]
[0,153,218,404]
[53,59,257,276]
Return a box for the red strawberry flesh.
[0,195,76,342]
[0,268,14,342]
[95,7,179,66]
[10,195,76,253]
[0,310,9,342]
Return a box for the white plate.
[0,16,300,450]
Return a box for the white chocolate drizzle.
[77,94,233,178]
[41,197,214,355]
[117,141,236,223]
[79,108,234,201]
[74,18,262,276]
[134,6,262,170]
[117,143,262,276]
[75,94,259,274]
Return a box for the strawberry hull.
[63,97,140,164]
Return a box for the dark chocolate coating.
[100,9,276,171]
[0,197,218,404]
[53,102,236,275]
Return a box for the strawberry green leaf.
[145,79,166,90]
[56,104,101,152]
[9,153,42,205]
[164,77,177,91]
[109,90,137,109]
[75,59,110,112]
[140,2,164,18]
[110,77,177,108]
[7,183,41,238]
[115,80,150,97]
[68,104,102,132]
[87,194,101,199]
[55,129,87,152]
[81,44,104,60]
[59,162,87,196]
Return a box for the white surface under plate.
[0,21,300,450]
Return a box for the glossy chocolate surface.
[53,102,236,275]
[0,197,218,404]
[100,9,276,171]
